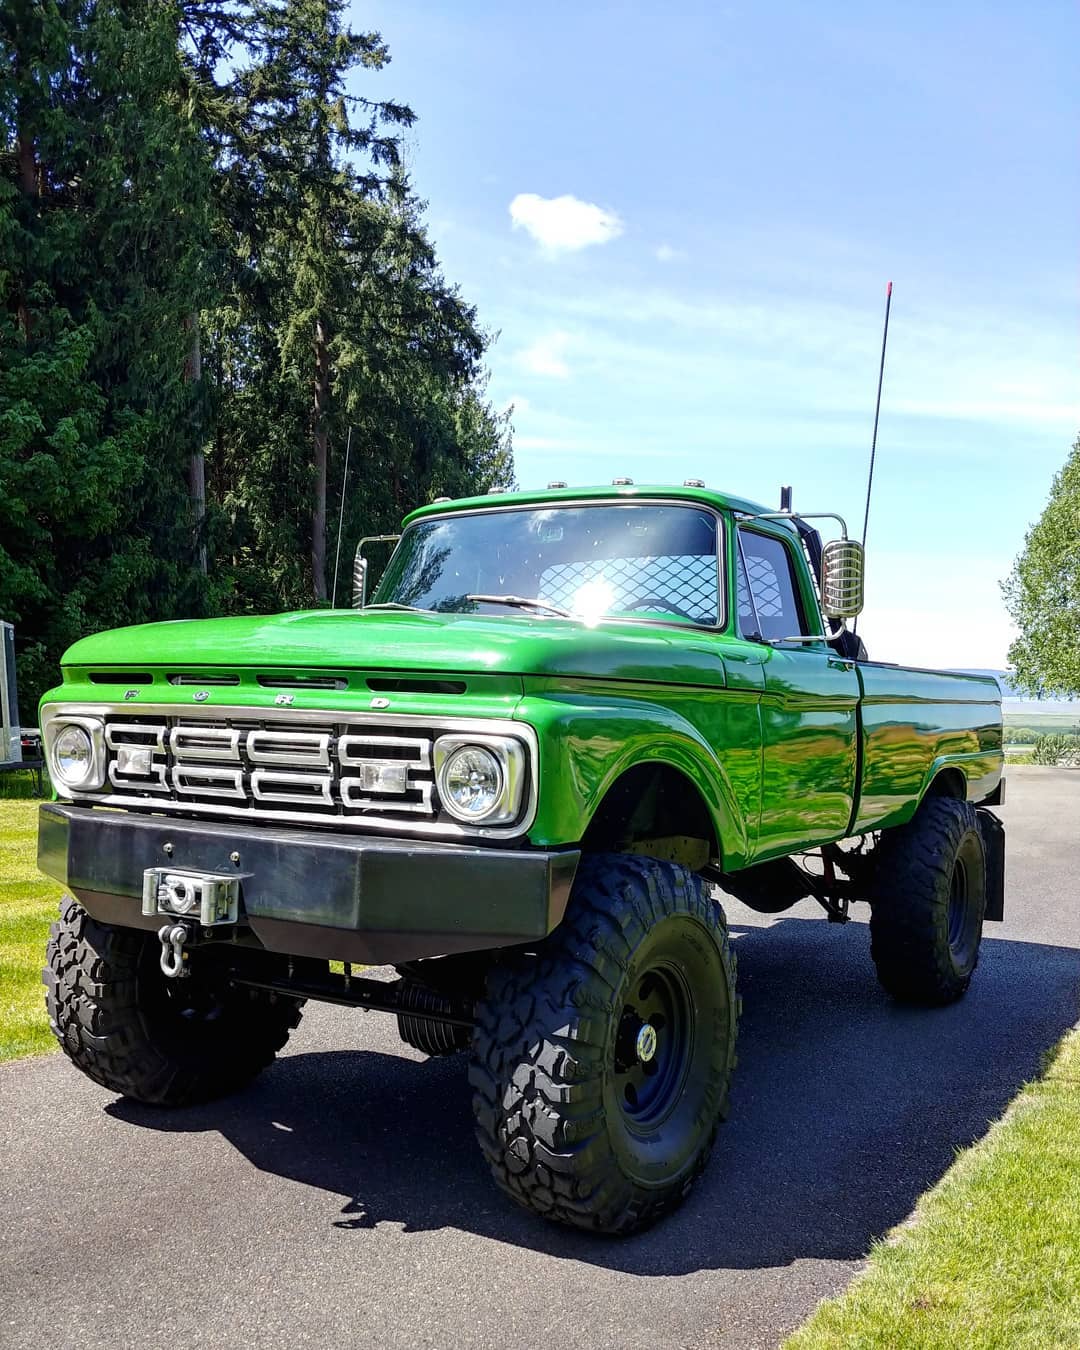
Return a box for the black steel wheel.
[869,797,987,1005]
[469,854,739,1235]
[44,897,303,1106]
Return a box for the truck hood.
[62,609,729,688]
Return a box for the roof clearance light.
[683,478,705,488]
[612,477,634,486]
[547,480,568,489]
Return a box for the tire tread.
[468,854,739,1234]
[44,897,302,1106]
[869,797,987,1006]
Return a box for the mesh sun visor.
[737,553,784,620]
[540,554,719,623]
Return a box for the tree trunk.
[183,315,207,574]
[311,315,331,601]
[17,129,37,196]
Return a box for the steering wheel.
[622,595,699,621]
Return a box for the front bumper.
[38,803,579,964]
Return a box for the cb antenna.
[860,281,893,549]
[330,426,354,608]
[853,282,892,641]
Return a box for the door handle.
[827,656,855,671]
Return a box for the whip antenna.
[330,426,353,608]
[860,281,893,549]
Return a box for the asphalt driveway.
[2,768,1078,1349]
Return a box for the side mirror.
[820,538,865,619]
[352,534,401,609]
[352,552,368,610]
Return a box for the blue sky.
[359,1,1078,668]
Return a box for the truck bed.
[852,662,1003,833]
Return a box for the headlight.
[44,715,106,791]
[440,746,502,818]
[434,735,527,825]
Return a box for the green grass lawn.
[786,1028,1080,1350]
[0,798,62,1060]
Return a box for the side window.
[736,530,808,641]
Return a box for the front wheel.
[869,798,987,1005]
[44,897,303,1106]
[468,855,739,1235]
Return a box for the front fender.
[515,686,754,867]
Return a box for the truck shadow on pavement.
[107,910,1080,1276]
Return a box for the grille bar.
[106,723,166,751]
[246,729,331,767]
[173,764,246,798]
[170,726,241,761]
[251,768,334,806]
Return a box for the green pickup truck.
[37,482,1005,1234]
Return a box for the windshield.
[372,504,722,627]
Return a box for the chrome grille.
[99,712,439,824]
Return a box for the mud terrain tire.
[469,854,739,1235]
[44,897,303,1105]
[870,797,987,1005]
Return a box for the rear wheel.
[469,854,739,1234]
[44,897,303,1106]
[869,798,987,1005]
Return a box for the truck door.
[736,526,860,857]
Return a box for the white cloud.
[515,332,572,379]
[655,243,685,263]
[509,193,623,253]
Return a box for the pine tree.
[1,0,216,708]
[206,1,511,606]
[2,1,515,705]
[235,0,413,599]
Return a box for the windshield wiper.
[465,594,573,618]
[361,602,427,612]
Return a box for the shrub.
[1030,733,1080,766]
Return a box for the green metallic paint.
[402,481,773,528]
[42,486,1005,877]
[517,681,755,867]
[59,608,734,689]
[753,646,860,859]
[41,668,526,726]
[853,662,1003,833]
